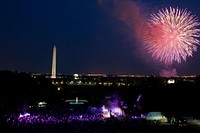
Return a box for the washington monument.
[51,45,56,78]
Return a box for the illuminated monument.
[51,45,56,79]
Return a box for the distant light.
[38,102,47,105]
[19,113,30,118]
[65,97,88,104]
[57,87,60,91]
[38,102,47,107]
[102,105,110,118]
[102,105,108,113]
[69,101,84,104]
[77,81,82,85]
[167,79,175,84]
[111,107,123,116]
[74,74,79,79]
[24,113,30,117]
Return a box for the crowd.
[1,104,198,133]
[1,111,139,133]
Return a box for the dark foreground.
[2,124,200,133]
[1,117,200,133]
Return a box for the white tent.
[145,112,168,123]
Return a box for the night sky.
[0,0,200,76]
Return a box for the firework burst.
[144,7,200,65]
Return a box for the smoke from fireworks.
[98,0,147,42]
[160,68,177,77]
[144,7,200,65]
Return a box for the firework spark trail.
[144,7,200,65]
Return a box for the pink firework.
[144,7,200,65]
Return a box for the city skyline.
[0,0,200,76]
